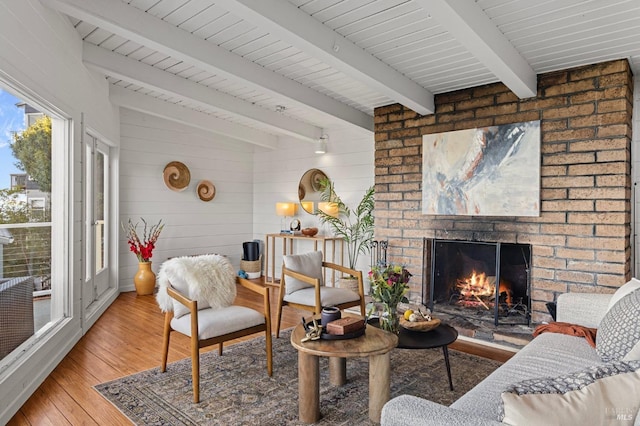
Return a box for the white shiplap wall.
[119,110,375,288]
[253,126,375,281]
[118,109,256,291]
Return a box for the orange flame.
[457,270,494,298]
[456,270,512,307]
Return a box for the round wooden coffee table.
[291,320,398,423]
[370,319,458,391]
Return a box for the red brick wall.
[373,59,633,323]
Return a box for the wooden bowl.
[301,227,318,237]
[399,317,441,332]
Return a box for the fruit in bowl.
[301,227,318,237]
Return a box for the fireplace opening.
[423,238,531,326]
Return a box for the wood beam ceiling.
[222,0,435,115]
[417,0,537,98]
[42,0,374,132]
[83,43,323,143]
[109,85,278,149]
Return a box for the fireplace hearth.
[423,238,531,326]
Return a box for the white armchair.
[156,254,272,403]
[275,251,365,337]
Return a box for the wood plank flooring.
[8,283,513,425]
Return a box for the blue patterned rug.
[95,330,501,425]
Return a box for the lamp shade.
[301,201,314,213]
[276,202,297,217]
[318,201,339,218]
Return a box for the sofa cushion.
[450,332,603,422]
[607,278,640,311]
[501,360,640,426]
[283,251,323,294]
[597,288,640,362]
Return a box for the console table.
[264,233,344,285]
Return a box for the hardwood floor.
[8,283,513,425]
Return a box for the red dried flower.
[122,218,164,262]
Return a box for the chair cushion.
[171,305,265,340]
[284,286,359,307]
[597,288,640,362]
[157,254,237,319]
[501,360,640,426]
[283,251,323,295]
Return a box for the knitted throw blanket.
[156,254,236,313]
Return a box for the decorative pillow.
[597,288,640,362]
[283,251,323,295]
[501,360,640,426]
[607,278,640,311]
[156,254,237,318]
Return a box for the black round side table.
[370,319,458,391]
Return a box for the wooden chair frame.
[275,261,365,337]
[161,277,272,403]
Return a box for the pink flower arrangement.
[123,218,164,262]
[369,263,411,307]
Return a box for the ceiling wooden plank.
[416,0,537,98]
[223,0,435,115]
[41,0,373,131]
[175,3,228,33]
[109,85,278,149]
[83,43,323,142]
[162,0,216,26]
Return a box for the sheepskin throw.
[156,254,237,318]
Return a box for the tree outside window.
[1,114,51,288]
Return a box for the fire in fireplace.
[423,238,531,326]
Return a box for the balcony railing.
[0,223,51,296]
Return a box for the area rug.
[95,330,502,425]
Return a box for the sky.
[0,89,24,190]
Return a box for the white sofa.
[381,281,640,426]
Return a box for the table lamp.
[276,202,297,233]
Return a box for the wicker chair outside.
[0,276,35,359]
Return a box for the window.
[0,87,67,364]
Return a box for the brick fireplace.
[374,59,633,324]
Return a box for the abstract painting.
[422,121,540,216]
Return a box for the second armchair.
[275,251,365,337]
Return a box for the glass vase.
[380,302,400,334]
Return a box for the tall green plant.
[315,178,374,270]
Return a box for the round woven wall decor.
[197,180,216,202]
[163,161,190,192]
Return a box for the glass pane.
[85,141,92,283]
[95,150,105,273]
[0,89,54,360]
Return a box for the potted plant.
[315,178,374,289]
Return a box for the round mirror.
[298,168,328,214]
